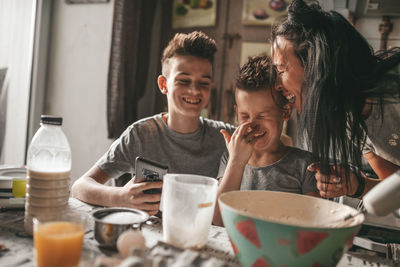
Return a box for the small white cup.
[161,174,218,249]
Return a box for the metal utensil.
[92,207,149,248]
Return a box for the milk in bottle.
[24,115,71,235]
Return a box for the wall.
[45,0,114,181]
[356,17,400,50]
[45,0,163,182]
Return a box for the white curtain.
[0,0,36,165]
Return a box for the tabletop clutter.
[91,173,225,267]
[0,115,236,267]
[0,198,241,267]
[1,114,400,267]
[93,226,236,267]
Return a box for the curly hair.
[161,31,217,75]
[236,55,286,108]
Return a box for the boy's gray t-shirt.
[217,147,317,194]
[96,113,235,179]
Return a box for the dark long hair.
[271,0,400,178]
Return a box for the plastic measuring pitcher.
[161,174,218,249]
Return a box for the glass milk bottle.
[24,115,71,235]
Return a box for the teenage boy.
[72,31,235,215]
[213,55,319,226]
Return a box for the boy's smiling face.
[235,88,289,152]
[160,55,212,119]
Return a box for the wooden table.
[0,198,394,267]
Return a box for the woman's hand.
[307,163,360,198]
[220,122,260,166]
[118,177,163,216]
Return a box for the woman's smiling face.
[272,36,305,113]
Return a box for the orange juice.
[34,221,84,267]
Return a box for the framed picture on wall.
[240,42,271,66]
[172,0,217,29]
[242,0,290,26]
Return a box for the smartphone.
[134,156,168,184]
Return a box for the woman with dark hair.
[271,0,400,198]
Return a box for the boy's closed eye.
[256,115,266,120]
[239,114,249,121]
[199,81,211,86]
[177,79,190,85]
[197,81,211,89]
[238,113,279,123]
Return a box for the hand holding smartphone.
[134,157,168,194]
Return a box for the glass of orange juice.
[33,213,86,267]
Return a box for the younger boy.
[213,55,318,226]
[72,31,235,215]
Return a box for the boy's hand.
[220,122,260,166]
[118,177,163,216]
[307,163,359,198]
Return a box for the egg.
[117,230,146,258]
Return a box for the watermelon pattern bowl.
[219,191,364,267]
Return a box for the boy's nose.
[247,117,256,124]
[188,84,201,93]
